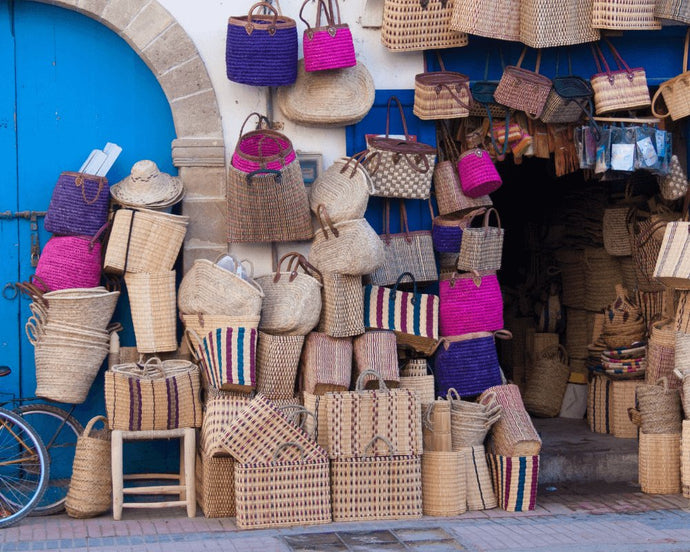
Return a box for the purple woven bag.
[34,231,105,292]
[299,0,356,73]
[43,172,110,237]
[226,2,298,87]
[431,209,485,254]
[433,331,506,398]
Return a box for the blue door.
[0,1,176,442]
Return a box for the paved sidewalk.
[2,482,690,552]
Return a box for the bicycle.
[0,366,83,527]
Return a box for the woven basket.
[449,399,502,449]
[494,49,552,119]
[646,319,677,388]
[677,291,690,334]
[125,271,177,353]
[331,436,423,521]
[462,444,498,511]
[588,374,613,434]
[34,235,103,292]
[527,332,560,383]
[402,358,430,377]
[676,336,690,414]
[631,211,680,292]
[592,0,661,29]
[44,172,110,238]
[565,308,590,360]
[636,377,682,434]
[400,373,436,405]
[423,400,452,452]
[653,221,690,290]
[655,0,690,24]
[413,63,472,120]
[382,0,468,52]
[196,450,235,518]
[422,451,467,516]
[41,287,119,330]
[555,248,586,308]
[317,272,364,338]
[519,0,599,48]
[450,0,520,41]
[487,453,539,512]
[182,313,261,351]
[682,420,690,498]
[439,271,503,336]
[432,209,482,254]
[309,156,372,223]
[232,112,296,173]
[619,256,637,293]
[65,416,111,519]
[103,208,188,274]
[611,379,639,439]
[523,345,571,418]
[235,443,331,529]
[457,208,504,273]
[300,332,352,395]
[353,331,399,387]
[302,392,331,451]
[583,248,624,313]
[603,206,633,257]
[200,390,253,457]
[256,332,304,399]
[639,432,681,494]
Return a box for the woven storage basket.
[331,436,423,521]
[422,451,467,516]
[64,416,111,519]
[450,0,520,41]
[200,390,252,457]
[413,58,472,120]
[423,400,452,452]
[480,385,542,457]
[103,208,188,274]
[457,208,504,273]
[232,112,295,172]
[34,235,103,292]
[353,331,399,387]
[611,379,639,439]
[523,345,571,418]
[603,206,633,257]
[400,373,436,405]
[527,332,560,381]
[588,374,613,434]
[196,450,235,518]
[519,0,599,48]
[639,432,681,494]
[402,358,430,377]
[636,377,682,434]
[449,399,502,449]
[494,49,552,119]
[40,287,119,330]
[555,248,586,308]
[317,272,364,338]
[462,445,498,511]
[308,156,372,223]
[256,332,304,399]
[487,453,539,512]
[655,0,690,24]
[44,172,110,237]
[431,209,481,254]
[439,271,503,337]
[104,358,202,431]
[592,0,661,29]
[300,332,352,395]
[646,319,677,388]
[125,271,177,353]
[182,314,261,351]
[178,258,264,317]
[235,442,331,529]
[583,248,624,313]
[682,420,690,498]
[381,0,468,52]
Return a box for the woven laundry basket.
[422,451,467,516]
[639,432,681,494]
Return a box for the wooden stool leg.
[179,436,186,502]
[111,430,124,521]
[183,427,196,517]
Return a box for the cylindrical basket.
[636,378,682,434]
[422,451,467,516]
[523,345,570,418]
[300,332,352,394]
[462,444,498,511]
[487,452,539,512]
[256,332,304,399]
[423,400,452,452]
[647,319,677,388]
[125,271,178,353]
[639,432,681,494]
[682,420,690,498]
[317,272,365,338]
[519,0,599,48]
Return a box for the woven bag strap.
[591,43,611,76]
[237,112,270,142]
[441,121,461,162]
[385,96,411,140]
[279,252,323,283]
[446,388,461,402]
[299,0,336,36]
[272,442,306,462]
[482,207,501,230]
[247,2,280,27]
[83,415,109,437]
[315,204,340,239]
[399,200,412,241]
[435,50,446,72]
[338,150,368,180]
[355,369,388,391]
[75,173,105,205]
[363,435,395,457]
[515,47,541,73]
[392,271,417,296]
[183,328,202,363]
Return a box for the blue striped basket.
[487,453,539,512]
[196,327,258,393]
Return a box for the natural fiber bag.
[300,332,352,394]
[104,358,203,431]
[494,48,553,119]
[423,400,452,451]
[655,0,690,24]
[590,40,651,115]
[44,172,110,237]
[255,253,322,336]
[447,389,502,449]
[309,205,385,276]
[439,271,503,337]
[487,453,539,512]
[227,161,313,243]
[353,331,399,387]
[226,2,298,86]
[588,374,613,434]
[196,450,235,518]
[381,0,468,52]
[519,0,599,48]
[309,154,372,223]
[636,377,682,434]
[299,0,355,72]
[65,416,111,519]
[653,220,690,289]
[603,203,633,257]
[256,332,304,399]
[364,272,440,355]
[540,74,594,125]
[523,345,570,418]
[457,208,504,272]
[450,0,520,41]
[34,233,103,292]
[232,112,296,173]
[462,444,498,511]
[368,200,438,286]
[631,210,681,291]
[457,148,502,198]
[592,0,661,30]
[652,29,690,121]
[365,96,437,200]
[660,155,689,201]
[317,272,365,337]
[413,52,472,120]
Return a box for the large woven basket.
[353,331,399,387]
[487,452,539,512]
[639,432,681,494]
[603,205,633,257]
[308,156,372,223]
[182,313,260,351]
[523,345,570,418]
[125,271,177,353]
[422,451,467,516]
[450,0,520,41]
[256,332,304,399]
[519,0,599,48]
[65,416,111,519]
[300,332,352,394]
[554,248,586,308]
[41,287,119,331]
[636,377,682,434]
[583,248,624,312]
[422,400,452,452]
[592,0,661,29]
[400,373,436,405]
[199,390,253,457]
[196,450,235,518]
[588,374,613,434]
[317,272,365,338]
[462,444,498,511]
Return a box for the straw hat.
[110,160,184,208]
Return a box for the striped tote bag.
[195,327,258,392]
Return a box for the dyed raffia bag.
[458,148,502,198]
[299,0,355,72]
[439,271,503,336]
[34,233,104,291]
[44,172,110,237]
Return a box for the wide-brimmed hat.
[110,160,184,208]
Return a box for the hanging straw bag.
[317,272,365,337]
[523,345,571,418]
[654,219,690,290]
[232,113,295,173]
[255,253,322,336]
[300,332,352,394]
[630,209,681,291]
[592,0,661,30]
[368,200,438,287]
[381,0,468,52]
[457,208,504,272]
[603,193,634,257]
[660,155,689,201]
[439,271,503,337]
[413,52,472,120]
[44,172,110,237]
[309,205,385,276]
[590,40,651,115]
[432,208,485,254]
[457,148,502,198]
[450,0,520,41]
[65,416,112,519]
[540,53,595,124]
[519,0,599,48]
[226,2,298,86]
[494,48,553,119]
[299,0,355,72]
[309,154,373,223]
[655,0,690,24]
[653,30,690,121]
[365,96,437,200]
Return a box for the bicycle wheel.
[17,404,83,515]
[0,407,49,528]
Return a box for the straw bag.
[65,416,111,519]
[256,253,322,336]
[457,148,502,198]
[227,162,313,243]
[660,155,689,201]
[494,48,553,119]
[646,319,676,387]
[368,200,438,287]
[422,400,452,451]
[353,331,399,387]
[44,172,110,237]
[439,271,503,337]
[300,332,352,394]
[126,271,178,352]
[603,202,633,257]
[381,0,468,52]
[487,453,539,512]
[447,389,502,448]
[639,432,681,494]
[317,272,365,337]
[309,154,372,223]
[34,232,104,292]
[226,2,298,86]
[232,113,295,173]
[104,358,202,431]
[592,0,661,30]
[652,30,690,121]
[654,220,690,289]
[457,208,504,272]
[469,53,510,118]
[413,52,472,121]
[630,209,681,291]
[523,345,571,418]
[331,436,423,521]
[363,272,440,355]
[365,96,436,200]
[450,0,520,41]
[235,442,331,529]
[432,208,485,254]
[196,451,235,518]
[434,332,507,398]
[299,0,355,72]
[655,0,690,24]
[540,56,595,124]
[422,451,467,516]
[519,0,599,48]
[590,40,651,115]
[635,377,682,434]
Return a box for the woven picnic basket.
[519,0,599,48]
[196,450,235,518]
[317,272,364,337]
[592,0,661,29]
[422,451,467,516]
[639,432,681,494]
[125,271,177,353]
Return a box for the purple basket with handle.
[432,209,484,253]
[43,172,110,237]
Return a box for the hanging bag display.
[232,112,296,173]
[226,2,298,87]
[590,39,651,115]
[43,172,110,237]
[439,271,503,336]
[365,96,437,200]
[457,148,502,198]
[541,53,595,124]
[457,207,504,272]
[652,29,690,122]
[413,52,472,120]
[299,0,355,72]
[494,48,553,119]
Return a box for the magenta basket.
[34,235,103,292]
[439,272,503,336]
[300,0,356,72]
[232,113,296,173]
[458,148,502,198]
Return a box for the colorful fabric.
[363,284,439,340]
[197,327,258,391]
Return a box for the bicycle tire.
[16,404,83,516]
[0,407,49,528]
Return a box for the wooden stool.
[111,427,196,520]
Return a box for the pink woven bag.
[231,113,296,173]
[299,0,356,72]
[439,271,503,336]
[458,148,502,198]
[34,233,104,292]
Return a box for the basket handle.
[140,356,166,377]
[315,204,340,239]
[446,388,461,403]
[299,0,337,38]
[238,112,271,142]
[183,327,203,364]
[25,317,43,346]
[399,200,412,242]
[246,2,280,30]
[83,415,109,437]
[246,168,282,186]
[338,150,370,183]
[628,406,642,427]
[75,174,105,205]
[482,207,502,231]
[355,369,388,392]
[385,96,411,141]
[272,441,306,462]
[363,435,395,457]
[392,271,417,296]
